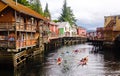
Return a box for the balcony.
[16,23,24,31]
[16,23,36,32]
[16,39,36,49]
[0,40,16,49]
[0,22,36,32]
[0,39,36,50]
[0,22,15,31]
[26,24,36,32]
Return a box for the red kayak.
[57,57,62,65]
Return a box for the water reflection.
[103,51,120,75]
[0,69,13,76]
[0,44,120,76]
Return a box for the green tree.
[13,0,30,6]
[14,0,43,15]
[31,0,43,15]
[59,0,67,21]
[44,3,51,20]
[52,20,59,23]
[59,0,76,25]
[67,7,76,25]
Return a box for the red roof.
[1,0,48,21]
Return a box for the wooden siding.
[0,0,49,52]
[104,16,115,27]
[115,16,120,31]
[104,16,120,41]
[0,8,14,22]
[1,0,48,21]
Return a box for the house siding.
[0,8,14,22]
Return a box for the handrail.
[0,40,16,48]
[105,19,116,28]
[0,22,15,30]
[0,22,36,31]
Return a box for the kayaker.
[57,57,62,65]
[79,56,88,66]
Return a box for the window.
[31,18,34,24]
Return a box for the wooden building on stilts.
[0,0,49,67]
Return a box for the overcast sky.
[40,0,120,30]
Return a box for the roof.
[71,24,77,28]
[49,22,58,26]
[1,0,48,21]
[77,26,86,30]
[104,15,120,18]
[56,22,70,28]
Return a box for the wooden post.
[8,29,9,48]
[15,10,18,52]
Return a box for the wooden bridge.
[44,36,87,54]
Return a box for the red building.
[96,27,104,39]
[49,22,58,37]
[77,26,86,37]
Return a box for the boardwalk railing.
[16,39,36,49]
[0,40,15,48]
[0,22,36,32]
[0,39,36,49]
[0,22,15,30]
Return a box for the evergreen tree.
[59,0,76,25]
[59,0,67,22]
[14,0,30,6]
[31,0,43,15]
[53,20,59,23]
[14,0,43,15]
[67,7,76,25]
[44,3,51,20]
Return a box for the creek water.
[1,43,120,76]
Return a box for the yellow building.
[104,15,120,41]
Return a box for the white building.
[56,22,72,37]
[71,25,77,36]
